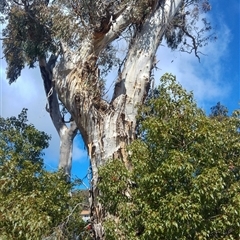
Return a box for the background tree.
[209,102,229,121]
[99,73,240,239]
[0,110,85,239]
[0,108,50,166]
[0,0,214,237]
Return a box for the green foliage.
[0,109,85,239]
[2,3,57,82]
[0,108,50,165]
[1,0,79,83]
[99,73,240,239]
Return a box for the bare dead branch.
[182,27,200,62]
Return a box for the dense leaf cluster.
[0,109,85,239]
[1,1,57,82]
[0,108,50,165]
[1,0,82,83]
[99,73,240,239]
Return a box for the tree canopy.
[1,0,213,83]
[99,73,240,239]
[0,109,85,239]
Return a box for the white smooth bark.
[58,121,78,181]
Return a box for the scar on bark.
[93,14,112,42]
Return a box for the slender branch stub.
[74,93,81,110]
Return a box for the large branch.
[93,0,161,54]
[38,56,65,134]
[112,0,184,107]
[38,55,78,179]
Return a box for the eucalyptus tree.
[0,0,213,238]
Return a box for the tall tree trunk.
[38,55,78,181]
[53,0,183,238]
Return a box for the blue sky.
[155,0,240,114]
[0,0,239,188]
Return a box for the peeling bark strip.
[53,1,184,238]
